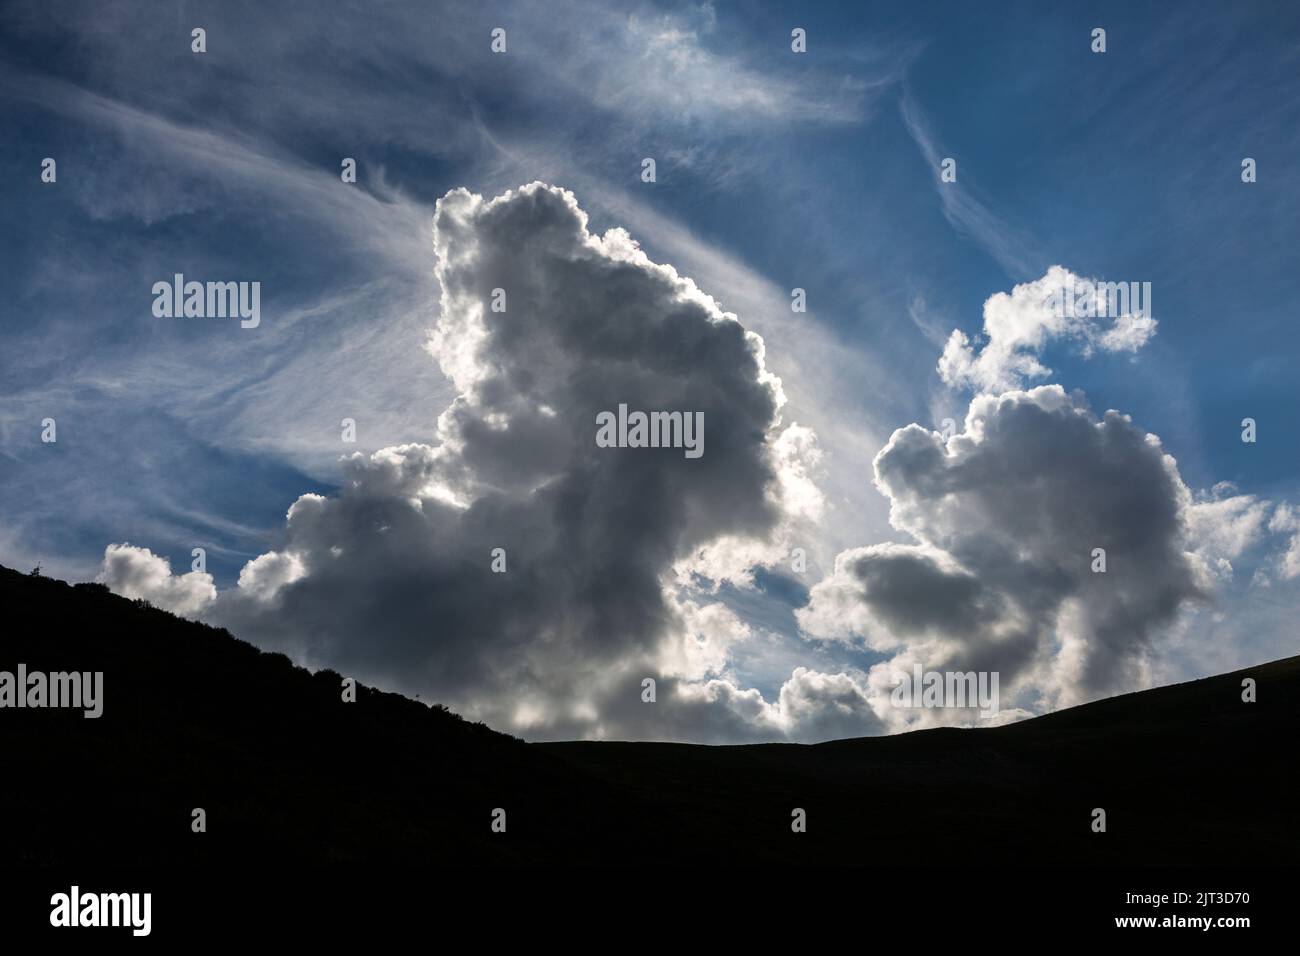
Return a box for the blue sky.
[2,0,1297,740]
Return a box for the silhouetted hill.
[2,563,1296,865]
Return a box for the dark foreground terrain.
[2,563,1297,866]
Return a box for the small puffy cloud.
[235,549,306,602]
[938,266,1157,393]
[607,667,885,744]
[97,543,216,616]
[774,667,886,741]
[1179,483,1300,587]
[1186,482,1273,582]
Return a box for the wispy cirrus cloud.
[899,87,1039,277]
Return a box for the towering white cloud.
[102,182,836,742]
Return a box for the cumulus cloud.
[771,667,886,740]
[94,189,1290,744]
[97,543,216,616]
[938,266,1157,393]
[801,385,1207,716]
[99,182,851,743]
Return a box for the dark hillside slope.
[544,653,1300,864]
[0,565,647,865]
[3,564,1296,865]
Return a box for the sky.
[1,0,1297,742]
